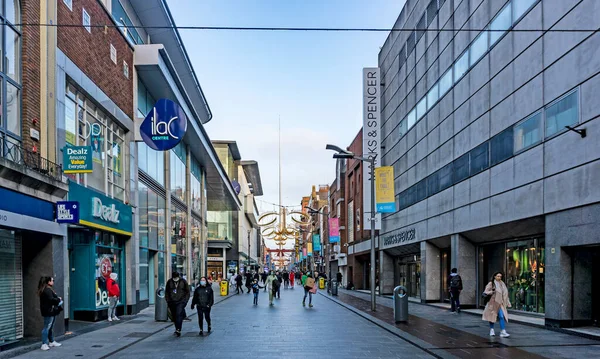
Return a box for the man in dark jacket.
[261,271,268,285]
[448,268,463,313]
[165,271,190,337]
[191,276,214,336]
[235,273,244,294]
[275,271,283,298]
[245,271,253,293]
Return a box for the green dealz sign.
[63,146,93,174]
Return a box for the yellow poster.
[307,242,313,255]
[375,166,395,213]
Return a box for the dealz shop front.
[67,182,132,321]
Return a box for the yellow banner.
[375,166,395,213]
[307,242,313,255]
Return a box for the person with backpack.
[191,276,214,336]
[165,271,190,337]
[275,271,283,299]
[266,271,279,306]
[107,272,121,321]
[448,268,463,313]
[482,271,512,338]
[283,270,290,289]
[38,276,63,351]
[235,273,244,294]
[251,279,265,305]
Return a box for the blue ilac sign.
[140,99,188,151]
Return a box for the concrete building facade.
[378,0,600,328]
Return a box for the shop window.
[469,142,489,175]
[514,111,542,152]
[453,152,470,183]
[490,127,514,166]
[545,90,578,138]
[506,239,545,313]
[490,3,511,45]
[513,0,537,22]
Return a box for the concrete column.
[379,250,394,295]
[545,244,572,325]
[51,235,66,334]
[421,241,441,302]
[451,234,476,307]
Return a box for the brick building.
[327,157,348,286]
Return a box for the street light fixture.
[326,143,377,312]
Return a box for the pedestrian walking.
[229,272,237,289]
[235,273,244,294]
[301,271,308,287]
[251,279,265,305]
[165,271,190,337]
[336,271,343,284]
[191,276,214,336]
[482,271,512,338]
[283,270,290,289]
[38,276,63,351]
[296,271,301,286]
[448,268,463,313]
[107,272,121,321]
[261,271,268,285]
[266,271,279,306]
[276,271,283,299]
[289,270,295,289]
[303,272,316,308]
[245,271,253,294]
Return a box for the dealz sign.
[140,98,188,151]
[92,197,120,224]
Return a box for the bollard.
[331,280,338,296]
[393,286,409,323]
[155,286,168,321]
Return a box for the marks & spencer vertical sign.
[140,99,188,151]
[363,67,381,231]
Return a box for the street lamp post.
[326,144,377,312]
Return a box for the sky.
[167,0,406,216]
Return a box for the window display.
[94,232,123,309]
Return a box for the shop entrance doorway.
[396,254,421,299]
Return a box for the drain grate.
[124,332,149,338]
[464,325,480,328]
[127,320,145,324]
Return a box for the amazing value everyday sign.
[140,99,188,151]
[63,146,93,174]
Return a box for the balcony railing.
[1,140,64,182]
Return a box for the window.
[427,170,440,196]
[545,90,578,137]
[63,0,72,11]
[83,9,91,33]
[407,109,417,129]
[398,119,408,137]
[514,112,542,152]
[0,2,21,153]
[470,31,488,66]
[398,44,406,69]
[454,49,469,81]
[439,69,453,97]
[453,153,470,183]
[415,179,427,203]
[426,0,437,27]
[407,31,416,53]
[417,97,427,119]
[470,142,489,175]
[347,201,354,243]
[112,0,144,45]
[439,162,454,191]
[416,14,426,42]
[123,61,129,78]
[427,83,439,110]
[110,44,117,64]
[513,0,537,22]
[491,127,514,166]
[356,208,361,231]
[490,4,511,45]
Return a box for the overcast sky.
[168,1,406,250]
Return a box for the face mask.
[200,281,206,286]
[174,277,180,282]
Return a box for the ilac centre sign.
[140,99,188,151]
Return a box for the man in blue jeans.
[448,268,463,313]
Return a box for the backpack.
[449,275,462,290]
[272,278,279,290]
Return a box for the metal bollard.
[331,280,338,296]
[393,286,409,323]
[155,286,168,322]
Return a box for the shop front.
[67,182,132,321]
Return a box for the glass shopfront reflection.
[171,206,187,276]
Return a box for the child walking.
[251,279,265,305]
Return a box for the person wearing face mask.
[165,271,190,337]
[482,271,512,338]
[191,276,214,336]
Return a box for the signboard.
[63,146,93,174]
[381,228,417,249]
[302,248,307,257]
[329,218,340,243]
[207,257,223,261]
[375,166,396,213]
[363,68,382,230]
[140,98,188,151]
[312,234,321,252]
[56,201,79,224]
[68,181,132,236]
[307,242,313,256]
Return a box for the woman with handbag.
[303,272,316,308]
[38,276,63,351]
[482,271,512,337]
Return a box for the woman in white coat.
[482,271,512,337]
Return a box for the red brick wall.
[57,0,133,119]
[21,0,40,154]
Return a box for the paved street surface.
[6,284,600,359]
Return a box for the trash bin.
[331,280,338,296]
[155,286,168,322]
[220,280,229,296]
[393,286,409,323]
[319,277,325,289]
